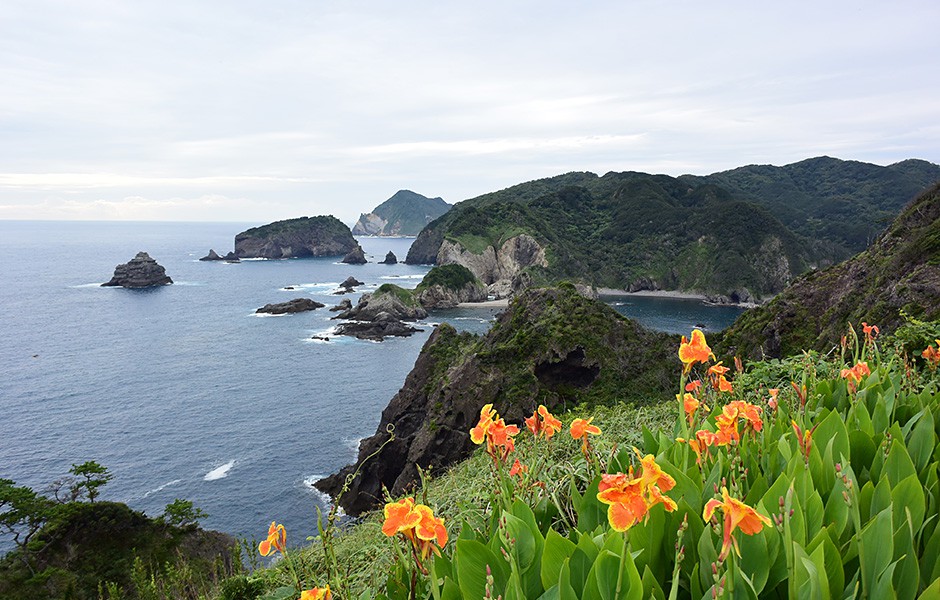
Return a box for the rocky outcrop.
[234,216,358,259]
[102,252,173,288]
[316,284,677,514]
[222,252,240,263]
[335,288,428,321]
[199,249,223,261]
[415,284,487,308]
[341,245,367,265]
[329,298,352,312]
[380,251,398,265]
[333,312,423,341]
[436,234,548,298]
[200,249,240,263]
[721,182,940,359]
[256,298,325,314]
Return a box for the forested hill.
[352,190,450,236]
[683,156,940,255]
[405,158,940,300]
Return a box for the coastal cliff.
[316,284,676,514]
[721,182,940,358]
[234,216,357,259]
[352,190,450,236]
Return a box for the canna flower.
[707,362,733,393]
[470,404,497,445]
[792,420,818,462]
[509,458,528,478]
[382,497,422,537]
[258,521,287,556]
[767,388,779,411]
[679,329,713,373]
[597,451,676,532]
[382,497,448,564]
[681,393,706,427]
[300,587,332,600]
[525,404,563,439]
[922,341,940,371]
[861,322,879,344]
[791,381,807,408]
[726,400,763,433]
[570,417,602,455]
[703,487,772,561]
[470,404,519,460]
[685,379,703,393]
[413,504,448,560]
[841,361,870,393]
[633,447,676,495]
[678,429,720,465]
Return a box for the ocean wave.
[379,274,425,280]
[249,312,288,318]
[302,475,345,515]
[204,460,235,481]
[342,436,366,454]
[142,478,182,499]
[71,282,108,288]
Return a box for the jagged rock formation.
[380,251,398,265]
[341,245,367,264]
[352,190,450,236]
[414,264,487,308]
[436,234,548,298]
[222,251,240,262]
[329,298,352,312]
[335,286,428,321]
[316,284,676,514]
[199,249,240,263]
[721,182,940,359]
[234,216,357,259]
[199,249,223,261]
[102,252,172,288]
[256,298,325,315]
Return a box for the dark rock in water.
[341,245,367,265]
[334,313,422,341]
[283,286,295,290]
[336,291,428,321]
[102,252,173,288]
[380,251,398,265]
[234,216,358,259]
[199,249,224,261]
[329,298,353,312]
[311,335,331,342]
[256,298,325,314]
[341,276,364,289]
[222,252,240,263]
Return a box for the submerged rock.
[334,312,422,341]
[102,252,173,288]
[256,298,325,315]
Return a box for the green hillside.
[352,190,450,236]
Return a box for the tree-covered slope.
[721,182,940,359]
[234,215,357,259]
[684,156,940,255]
[352,190,450,236]
[407,171,815,298]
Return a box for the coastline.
[457,298,510,308]
[596,287,708,301]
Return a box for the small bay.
[0,221,741,550]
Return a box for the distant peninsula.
[352,190,450,236]
[234,215,358,259]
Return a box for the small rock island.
[102,252,173,288]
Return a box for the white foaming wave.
[72,282,107,288]
[143,478,182,499]
[302,475,345,516]
[250,312,288,318]
[379,274,424,280]
[240,257,268,261]
[304,326,338,343]
[204,460,235,481]
[342,436,366,454]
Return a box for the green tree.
[68,461,113,503]
[0,478,56,574]
[160,499,208,530]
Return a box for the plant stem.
[615,532,629,598]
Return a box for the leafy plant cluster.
[246,321,940,600]
[415,265,480,293]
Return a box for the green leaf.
[885,439,919,488]
[440,578,462,600]
[260,587,297,600]
[860,507,894,598]
[503,513,538,573]
[641,565,665,600]
[737,520,771,594]
[455,539,508,600]
[558,560,578,600]
[807,527,844,600]
[541,529,577,591]
[577,476,607,534]
[582,549,642,600]
[917,576,940,600]
[891,475,926,536]
[907,408,935,474]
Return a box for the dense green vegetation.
[353,190,450,236]
[406,158,940,298]
[0,464,234,599]
[237,216,351,239]
[414,264,479,293]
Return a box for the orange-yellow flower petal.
[538,405,563,438]
[679,329,713,372]
[300,586,332,600]
[259,521,286,556]
[570,417,602,439]
[382,497,421,537]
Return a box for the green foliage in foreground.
[244,324,940,600]
[373,283,421,307]
[415,264,480,293]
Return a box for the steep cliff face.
[234,216,357,259]
[436,234,548,297]
[316,285,676,514]
[721,182,940,359]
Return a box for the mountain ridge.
[352,190,450,236]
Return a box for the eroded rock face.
[335,292,428,321]
[329,298,352,312]
[102,252,173,288]
[380,251,398,265]
[415,283,487,309]
[333,312,423,341]
[341,245,367,264]
[199,249,223,261]
[256,298,325,314]
[436,234,548,296]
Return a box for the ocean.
[0,221,742,551]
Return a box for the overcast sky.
[1,1,938,224]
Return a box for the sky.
[1,1,938,225]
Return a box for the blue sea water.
[0,221,742,552]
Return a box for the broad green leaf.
[541,529,577,591]
[559,560,578,600]
[860,507,893,598]
[440,578,462,600]
[582,549,643,600]
[641,565,665,600]
[737,519,770,594]
[454,539,508,600]
[577,476,607,534]
[891,475,926,535]
[503,513,538,573]
[536,584,560,600]
[885,439,919,488]
[917,576,940,600]
[906,408,935,474]
[659,460,703,515]
[807,527,844,600]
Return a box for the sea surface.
[0,221,742,552]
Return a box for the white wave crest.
[302,475,345,516]
[379,274,425,280]
[204,460,235,481]
[142,479,182,498]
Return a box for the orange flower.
[679,329,713,373]
[258,521,287,556]
[509,458,528,478]
[597,473,648,532]
[791,381,807,408]
[707,362,733,393]
[841,361,870,393]
[767,388,779,411]
[300,587,332,600]
[726,400,763,433]
[678,429,719,464]
[526,405,562,439]
[570,417,602,455]
[685,379,703,393]
[792,420,818,461]
[703,487,772,560]
[470,404,497,445]
[861,322,879,344]
[681,393,705,427]
[382,497,421,537]
[633,448,676,496]
[413,504,448,559]
[924,341,940,370]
